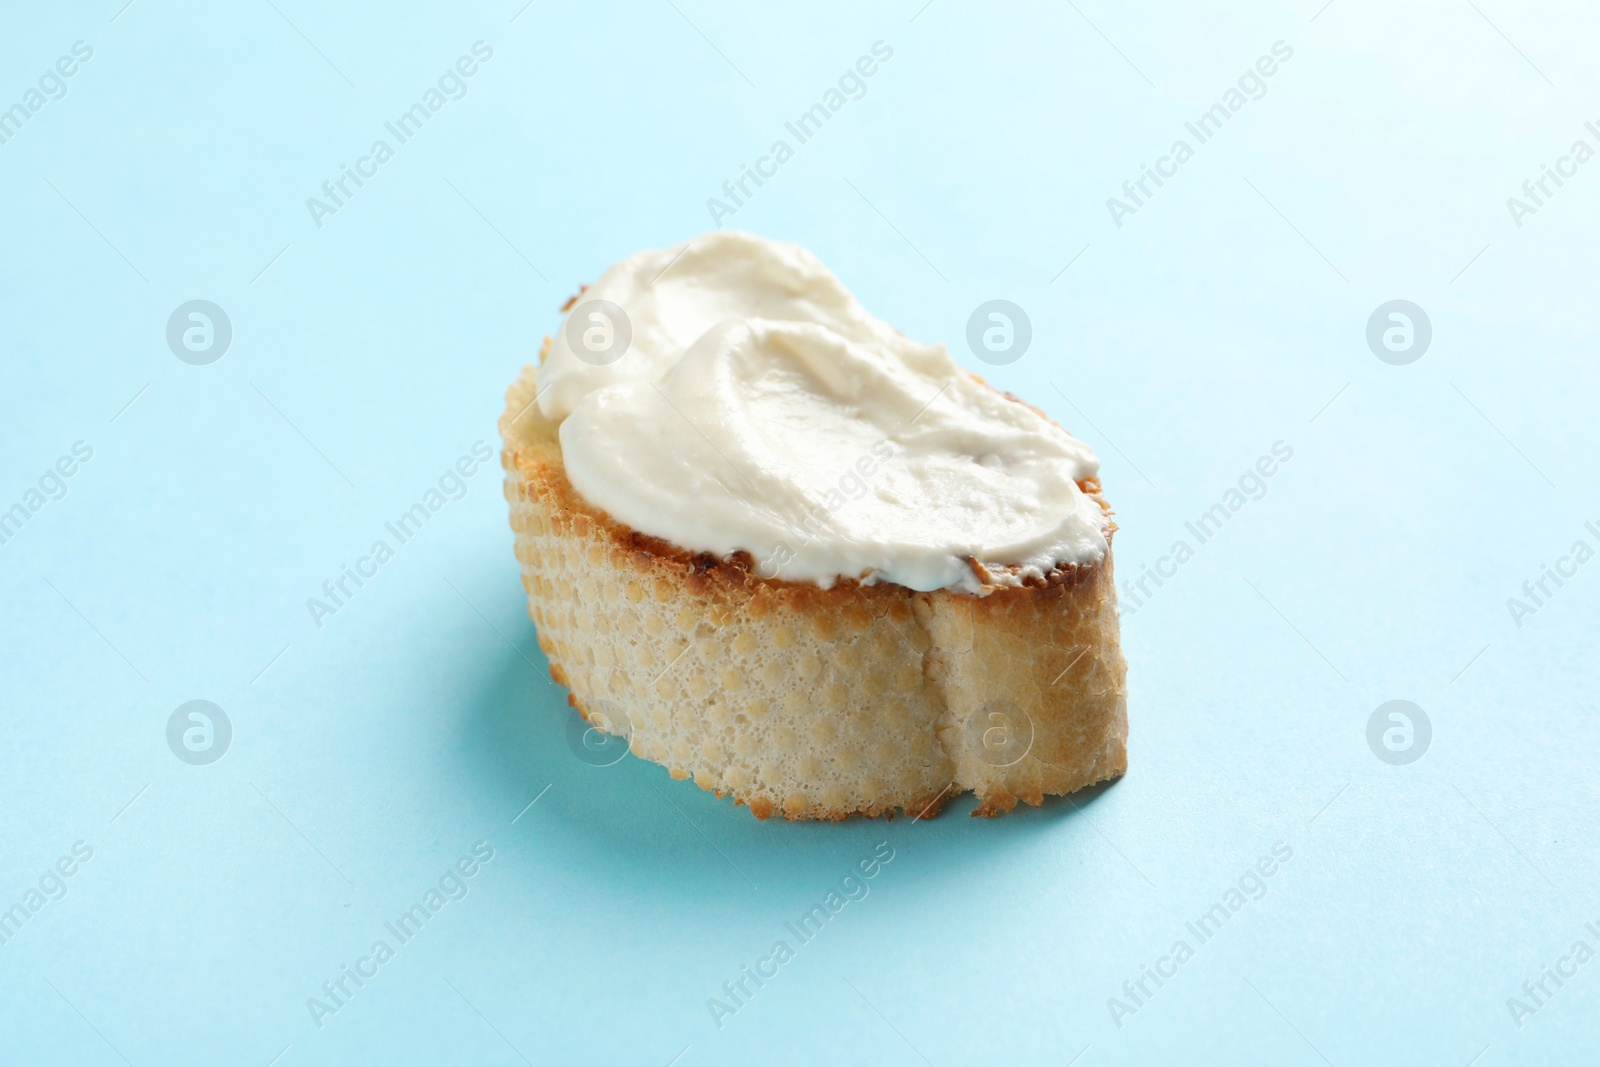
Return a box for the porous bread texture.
[500,358,1127,820]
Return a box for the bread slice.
[499,358,1127,820]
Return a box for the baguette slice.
[500,359,1127,819]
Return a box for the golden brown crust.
[500,356,1127,819]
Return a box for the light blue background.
[2,1,1597,1064]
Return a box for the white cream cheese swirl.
[537,231,1106,593]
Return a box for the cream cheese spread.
[536,231,1107,593]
